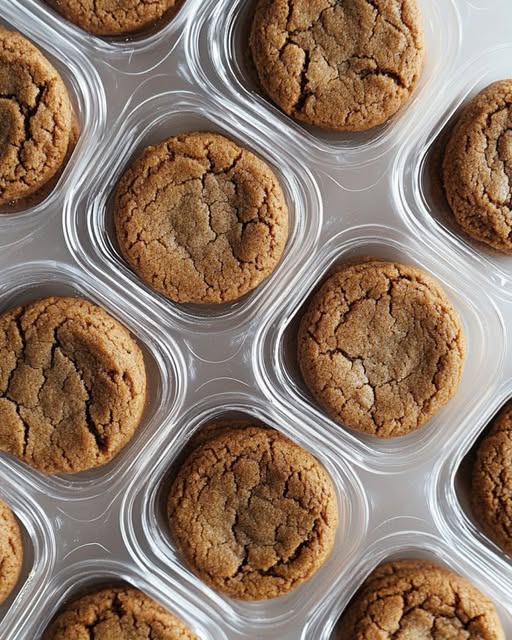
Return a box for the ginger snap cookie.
[443,80,512,254]
[114,131,289,304]
[167,423,338,600]
[298,260,465,438]
[0,296,146,475]
[336,559,505,639]
[472,402,512,555]
[0,28,74,207]
[43,586,198,639]
[0,500,23,606]
[46,0,180,36]
[249,0,425,132]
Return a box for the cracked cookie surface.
[167,423,338,600]
[249,0,424,131]
[43,586,197,639]
[0,500,23,606]
[0,296,146,475]
[114,131,289,304]
[0,28,73,207]
[443,80,512,254]
[46,0,180,36]
[336,559,505,639]
[472,402,512,555]
[297,260,465,438]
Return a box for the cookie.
[336,559,505,639]
[0,296,146,474]
[442,80,512,254]
[114,131,289,304]
[0,28,74,207]
[249,0,425,131]
[0,500,23,606]
[43,586,197,639]
[46,0,180,36]
[167,423,338,600]
[472,402,512,555]
[298,260,465,438]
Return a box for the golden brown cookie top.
[249,0,425,131]
[472,402,512,555]
[45,0,179,36]
[443,80,512,254]
[114,131,289,304]
[167,424,338,600]
[298,260,465,438]
[43,586,198,640]
[0,296,146,475]
[336,559,505,639]
[0,28,73,207]
[0,499,23,606]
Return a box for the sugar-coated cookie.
[298,260,465,437]
[443,80,512,254]
[43,586,197,639]
[250,0,424,131]
[0,28,74,206]
[115,132,288,304]
[0,296,146,474]
[46,0,180,36]
[167,422,338,599]
[472,402,512,555]
[336,559,505,639]
[0,500,23,605]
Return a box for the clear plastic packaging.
[395,43,512,301]
[185,0,462,165]
[0,1,511,639]
[0,12,105,242]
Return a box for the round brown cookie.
[336,559,505,639]
[0,500,23,605]
[43,586,197,640]
[45,0,180,36]
[442,80,512,254]
[167,424,338,600]
[114,131,289,304]
[472,402,512,555]
[249,0,425,132]
[297,260,465,438]
[0,296,146,474]
[0,28,73,207]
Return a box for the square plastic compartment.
[395,44,512,302]
[64,88,322,335]
[0,260,186,499]
[9,0,203,73]
[185,0,462,165]
[0,476,54,638]
[307,530,512,640]
[254,225,506,472]
[0,10,105,239]
[11,559,224,640]
[432,381,512,591]
[120,393,368,638]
